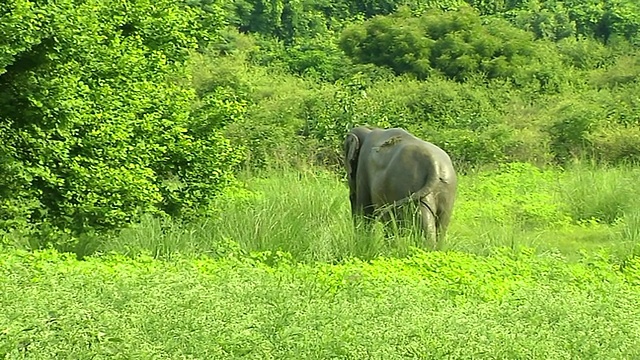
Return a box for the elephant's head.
[344,126,373,196]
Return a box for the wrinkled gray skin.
[344,126,457,246]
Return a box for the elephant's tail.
[373,163,440,218]
[396,159,440,206]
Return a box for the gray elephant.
[343,126,457,247]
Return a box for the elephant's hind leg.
[419,195,438,250]
[434,189,456,246]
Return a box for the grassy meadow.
[3,163,640,358]
[2,246,639,358]
[4,0,640,357]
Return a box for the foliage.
[466,0,640,44]
[0,0,242,247]
[339,6,567,89]
[203,1,640,169]
[511,5,576,41]
[223,0,640,45]
[556,36,612,69]
[53,165,632,262]
[3,0,640,353]
[558,164,640,225]
[223,0,466,44]
[1,247,640,358]
[3,0,640,250]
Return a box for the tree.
[0,0,243,246]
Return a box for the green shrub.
[546,95,609,163]
[511,7,576,41]
[280,35,354,81]
[339,9,434,79]
[590,54,640,89]
[0,0,242,247]
[424,126,514,167]
[556,36,611,69]
[542,84,640,164]
[338,6,566,89]
[588,125,640,164]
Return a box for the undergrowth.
[4,162,628,262]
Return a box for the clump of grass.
[558,162,640,224]
[210,169,366,262]
[618,210,640,259]
[107,169,427,262]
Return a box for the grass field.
[2,162,640,358]
[2,248,640,358]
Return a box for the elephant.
[343,126,457,247]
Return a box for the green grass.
[1,248,639,359]
[91,162,640,263]
[106,168,431,262]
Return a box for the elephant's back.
[405,137,456,182]
[378,135,456,184]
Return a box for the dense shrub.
[511,6,576,41]
[469,0,640,44]
[556,36,611,69]
[339,6,566,90]
[223,0,640,45]
[546,97,607,162]
[544,84,640,164]
[223,0,466,44]
[0,0,242,244]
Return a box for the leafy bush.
[546,96,608,163]
[279,35,354,81]
[339,6,565,89]
[590,54,640,89]
[0,0,242,246]
[299,75,522,168]
[511,6,576,41]
[543,84,640,164]
[588,125,640,163]
[556,36,611,69]
[339,9,434,79]
[567,0,640,43]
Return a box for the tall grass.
[89,162,640,263]
[107,169,430,262]
[558,163,640,224]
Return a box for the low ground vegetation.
[4,161,639,357]
[1,247,639,358]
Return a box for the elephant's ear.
[345,132,360,178]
